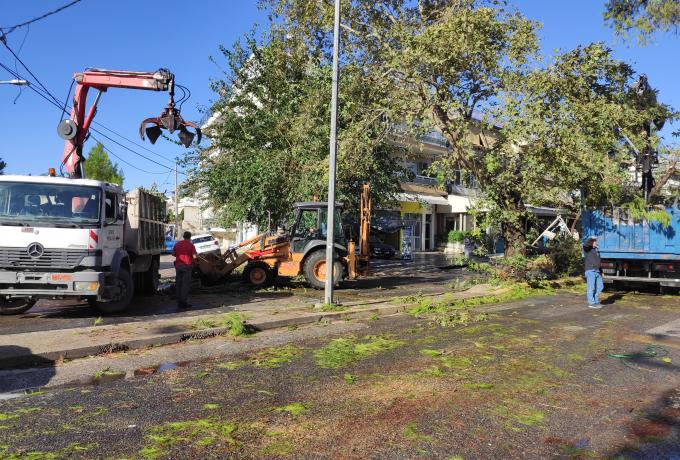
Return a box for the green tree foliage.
[84,143,124,186]
[0,158,6,175]
[605,0,680,42]
[189,28,405,228]
[262,0,671,255]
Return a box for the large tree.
[190,30,405,228]
[84,142,124,186]
[263,0,671,255]
[605,0,680,42]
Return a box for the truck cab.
[0,175,163,314]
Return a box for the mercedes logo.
[27,242,44,259]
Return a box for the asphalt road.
[1,290,679,459]
[0,253,468,335]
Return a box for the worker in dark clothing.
[463,235,474,260]
[173,231,197,309]
[583,236,603,309]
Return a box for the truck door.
[101,190,124,260]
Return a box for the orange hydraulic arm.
[354,183,371,277]
[57,68,200,178]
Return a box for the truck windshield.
[0,182,101,227]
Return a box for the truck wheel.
[243,261,275,288]
[142,259,160,294]
[303,250,343,290]
[0,298,36,315]
[90,269,134,314]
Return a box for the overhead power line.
[90,134,167,175]
[90,128,177,171]
[1,38,64,108]
[0,0,84,36]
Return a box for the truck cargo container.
[582,206,680,289]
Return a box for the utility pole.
[324,0,341,305]
[175,161,180,239]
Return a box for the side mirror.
[118,203,127,221]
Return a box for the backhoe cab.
[275,202,348,289]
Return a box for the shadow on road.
[0,346,56,392]
[606,386,680,459]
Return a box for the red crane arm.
[60,68,174,178]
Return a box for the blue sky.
[0,1,678,190]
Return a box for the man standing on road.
[583,236,603,309]
[172,231,197,310]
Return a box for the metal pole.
[0,79,29,85]
[324,0,341,305]
[175,161,180,239]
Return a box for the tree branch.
[650,149,680,198]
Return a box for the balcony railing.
[391,124,450,149]
[412,175,438,186]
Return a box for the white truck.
[0,175,165,315]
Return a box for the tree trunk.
[503,219,526,257]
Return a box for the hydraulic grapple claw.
[139,105,201,147]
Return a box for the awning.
[396,192,450,206]
[526,205,567,217]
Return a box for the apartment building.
[380,124,490,253]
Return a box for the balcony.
[391,124,450,150]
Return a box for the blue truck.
[582,206,680,289]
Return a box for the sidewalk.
[0,283,509,368]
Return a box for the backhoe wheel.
[0,297,36,315]
[89,269,134,314]
[303,250,343,290]
[243,261,275,288]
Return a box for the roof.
[399,182,447,197]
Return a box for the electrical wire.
[89,134,167,175]
[60,79,74,123]
[1,39,63,108]
[90,128,178,171]
[0,0,84,36]
[90,120,181,164]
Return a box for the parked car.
[370,235,396,259]
[192,233,221,255]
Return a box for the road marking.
[626,333,680,350]
[646,318,680,338]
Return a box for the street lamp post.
[324,0,341,305]
[0,79,29,86]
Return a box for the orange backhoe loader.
[196,184,371,288]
